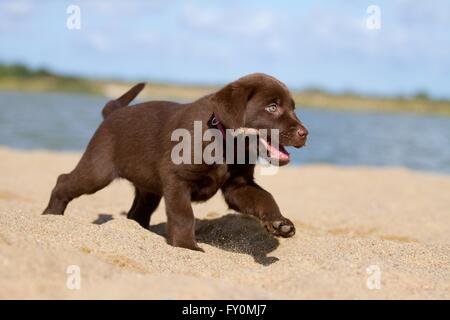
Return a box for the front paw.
[262,218,295,238]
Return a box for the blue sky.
[1,0,449,97]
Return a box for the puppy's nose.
[297,127,308,138]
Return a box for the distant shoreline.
[1,64,450,116]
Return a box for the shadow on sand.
[92,213,115,225]
[93,212,280,266]
[150,213,280,266]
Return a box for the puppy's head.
[211,73,308,166]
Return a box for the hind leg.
[42,137,116,215]
[127,188,161,228]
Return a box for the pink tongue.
[267,143,289,161]
[261,138,289,161]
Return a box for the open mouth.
[259,136,290,165]
[230,127,294,165]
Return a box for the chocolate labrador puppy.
[43,73,308,251]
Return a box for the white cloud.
[0,0,34,16]
[180,4,276,38]
[0,0,35,34]
[1,0,449,96]
[78,0,164,16]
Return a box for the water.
[1,91,450,174]
[297,108,450,173]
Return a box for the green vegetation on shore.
[292,89,450,116]
[0,64,101,94]
[1,64,450,116]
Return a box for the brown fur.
[43,73,308,251]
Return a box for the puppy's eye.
[265,103,278,113]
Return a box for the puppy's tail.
[102,82,146,119]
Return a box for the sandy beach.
[0,146,449,299]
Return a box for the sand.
[0,146,449,299]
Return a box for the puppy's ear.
[211,81,254,129]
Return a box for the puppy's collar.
[207,113,226,140]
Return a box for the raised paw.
[262,218,296,238]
